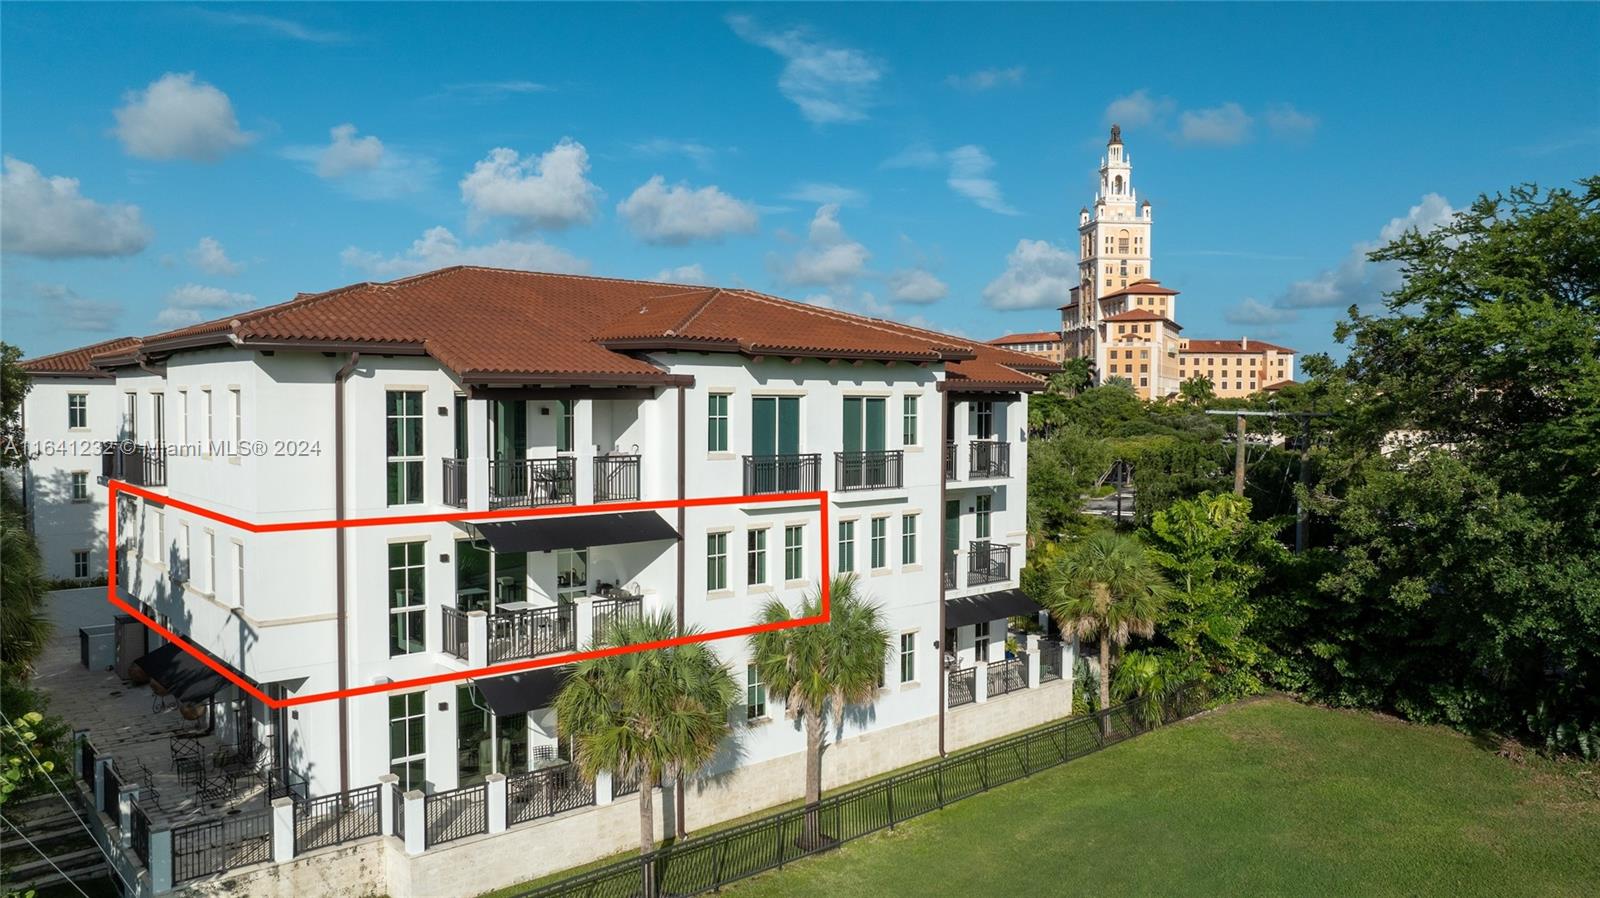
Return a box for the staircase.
[1,791,114,895]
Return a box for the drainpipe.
[938,395,948,758]
[674,382,688,839]
[334,352,361,795]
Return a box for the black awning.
[472,666,571,716]
[944,588,1044,629]
[131,641,229,703]
[475,511,678,554]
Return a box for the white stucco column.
[377,773,399,836]
[148,827,174,894]
[403,790,426,855]
[595,771,614,806]
[574,595,594,649]
[950,400,969,480]
[467,610,488,669]
[93,756,114,818]
[467,397,489,509]
[486,773,507,834]
[72,731,88,778]
[574,399,596,504]
[117,784,138,846]
[1025,634,1042,689]
[270,797,296,863]
[974,660,989,703]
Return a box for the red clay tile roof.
[112,267,1044,389]
[20,336,142,378]
[1102,309,1180,327]
[988,331,1062,345]
[1181,338,1296,354]
[1262,379,1298,391]
[1102,279,1180,298]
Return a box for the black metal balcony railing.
[948,666,977,707]
[488,604,577,663]
[443,458,467,508]
[968,440,1010,479]
[742,453,821,495]
[834,450,904,491]
[942,560,957,592]
[944,441,958,482]
[594,454,641,502]
[591,592,643,644]
[988,656,1026,697]
[968,540,1011,586]
[489,457,575,510]
[441,606,469,660]
[103,443,167,487]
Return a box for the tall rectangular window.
[746,529,767,587]
[556,399,575,453]
[72,551,90,579]
[901,395,919,446]
[179,523,190,583]
[151,393,165,445]
[229,388,242,451]
[232,543,245,608]
[837,520,855,573]
[177,390,189,442]
[389,541,426,656]
[201,389,212,447]
[69,472,88,502]
[745,664,767,721]
[976,494,992,540]
[67,393,87,429]
[555,548,587,602]
[899,633,916,684]
[388,692,426,791]
[901,514,918,565]
[203,531,215,593]
[707,394,729,452]
[123,393,138,441]
[386,391,424,506]
[869,517,887,570]
[151,511,164,562]
[706,532,728,591]
[975,621,991,662]
[973,401,994,440]
[784,525,804,581]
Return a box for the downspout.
[938,394,948,758]
[674,382,688,838]
[334,352,361,795]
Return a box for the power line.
[0,812,95,898]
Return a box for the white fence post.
[1025,634,1042,689]
[467,611,489,669]
[117,784,138,846]
[974,661,989,703]
[403,791,426,856]
[378,774,399,836]
[594,771,614,806]
[486,774,508,834]
[149,827,174,894]
[575,596,595,650]
[270,797,296,863]
[1064,638,1076,709]
[93,756,114,817]
[72,731,88,778]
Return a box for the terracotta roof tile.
[1181,338,1296,354]
[20,336,142,378]
[1102,279,1180,298]
[1103,309,1178,324]
[988,331,1061,345]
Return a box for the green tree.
[749,574,889,845]
[1178,375,1216,406]
[1060,357,1095,396]
[1,342,30,471]
[1026,428,1112,539]
[555,611,738,857]
[0,488,52,675]
[1042,531,1172,727]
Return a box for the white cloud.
[285,124,436,199]
[1178,103,1254,146]
[880,143,943,170]
[1265,103,1319,139]
[616,176,760,245]
[113,72,254,162]
[727,15,883,124]
[946,66,1025,92]
[778,204,870,286]
[1277,193,1456,310]
[887,268,948,304]
[157,283,256,327]
[653,263,708,284]
[982,239,1077,310]
[459,140,599,230]
[782,182,865,206]
[340,226,587,278]
[313,124,383,177]
[0,157,152,258]
[1225,297,1299,325]
[193,9,347,43]
[437,81,550,102]
[1105,89,1175,128]
[946,145,1018,215]
[631,138,720,170]
[188,237,240,276]
[34,284,122,332]
[798,284,893,318]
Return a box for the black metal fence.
[488,604,576,663]
[443,458,468,508]
[987,657,1026,697]
[130,801,151,866]
[294,783,382,854]
[614,768,643,798]
[742,453,821,495]
[393,781,408,842]
[509,687,1208,898]
[1039,640,1065,682]
[172,808,273,884]
[490,457,577,510]
[442,605,470,660]
[81,739,97,794]
[103,443,168,487]
[424,782,488,847]
[834,450,904,491]
[944,442,958,481]
[967,540,1011,585]
[508,763,596,826]
[594,454,641,502]
[591,594,643,644]
[100,761,122,819]
[968,440,1010,478]
[947,666,977,707]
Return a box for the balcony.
[103,443,167,487]
[967,540,1011,586]
[742,453,820,495]
[590,591,643,643]
[489,457,575,510]
[968,441,1011,479]
[944,442,958,482]
[594,454,641,503]
[834,450,903,492]
[443,458,468,508]
[440,602,578,665]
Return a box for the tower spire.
[1109,123,1122,145]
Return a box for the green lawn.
[720,697,1600,898]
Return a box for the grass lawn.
[719,697,1600,898]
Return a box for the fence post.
[467,611,489,669]
[403,791,426,855]
[117,784,139,846]
[378,774,399,836]
[1025,635,1042,689]
[271,797,296,863]
[72,730,88,778]
[595,770,614,806]
[935,760,945,808]
[974,661,989,704]
[886,782,897,830]
[149,827,174,894]
[486,773,508,834]
[93,755,114,818]
[1061,641,1075,711]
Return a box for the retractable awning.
[131,642,229,703]
[472,666,571,716]
[943,588,1044,629]
[474,511,678,554]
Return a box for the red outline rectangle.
[106,481,830,709]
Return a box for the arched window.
[1113,175,1124,195]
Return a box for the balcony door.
[944,499,960,582]
[490,399,528,499]
[752,396,800,491]
[841,397,886,488]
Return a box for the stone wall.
[947,678,1075,752]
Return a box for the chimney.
[1242,335,1249,350]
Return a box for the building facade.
[985,331,1064,365]
[24,268,1058,838]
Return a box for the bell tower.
[1078,123,1154,309]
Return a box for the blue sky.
[3,2,1597,361]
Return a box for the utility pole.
[1233,413,1247,496]
[1206,409,1329,553]
[1296,413,1312,553]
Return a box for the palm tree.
[749,574,889,846]
[1178,375,1216,406]
[554,611,738,859]
[1,485,52,675]
[1042,531,1171,730]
